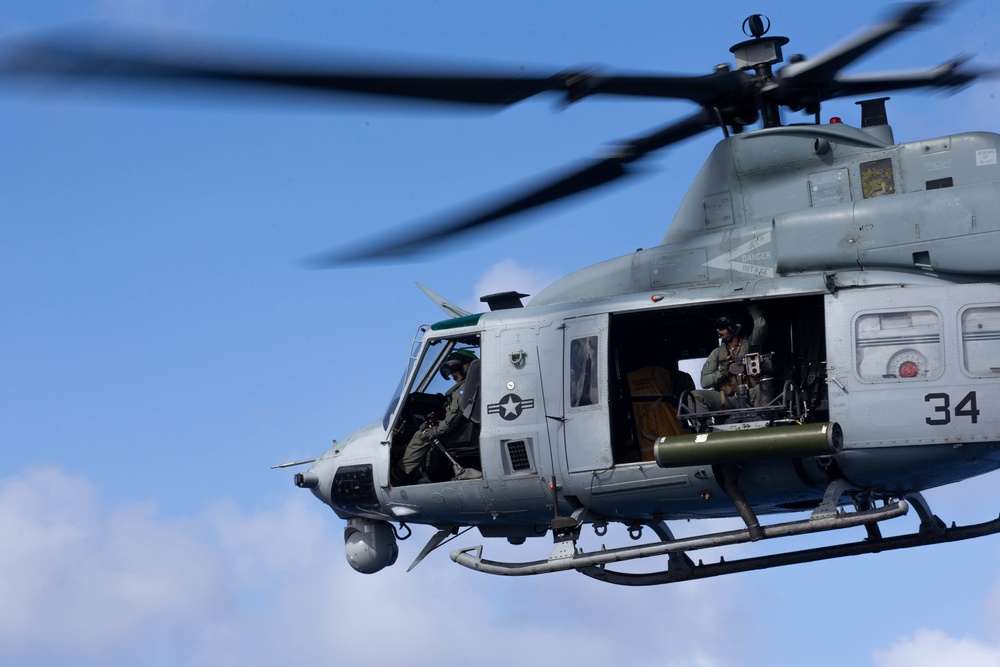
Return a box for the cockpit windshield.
[381,328,481,431]
[381,326,427,430]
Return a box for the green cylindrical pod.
[654,422,843,468]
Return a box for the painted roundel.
[887,349,927,379]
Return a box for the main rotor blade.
[778,1,946,87]
[827,58,985,98]
[315,109,715,264]
[3,38,744,107]
[1,39,560,105]
[566,69,748,105]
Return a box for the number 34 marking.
[924,391,980,425]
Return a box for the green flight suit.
[399,380,466,476]
[689,305,768,413]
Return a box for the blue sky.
[2,1,1000,666]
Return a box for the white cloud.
[0,466,757,667]
[873,629,1000,667]
[463,258,559,312]
[16,465,1000,667]
[0,467,226,664]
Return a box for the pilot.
[688,303,768,415]
[395,349,477,484]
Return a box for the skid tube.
[580,511,1000,586]
[451,500,910,578]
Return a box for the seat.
[460,359,482,424]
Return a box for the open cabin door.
[562,313,613,473]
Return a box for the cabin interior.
[608,295,828,464]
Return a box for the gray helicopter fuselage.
[305,121,1000,549]
[308,277,1000,528]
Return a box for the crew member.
[395,349,477,484]
[688,303,768,414]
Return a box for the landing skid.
[451,500,910,578]
[579,510,1000,586]
[452,491,1000,585]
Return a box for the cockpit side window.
[412,340,459,395]
[570,335,599,407]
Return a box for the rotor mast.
[729,14,789,128]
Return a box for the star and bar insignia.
[487,393,535,421]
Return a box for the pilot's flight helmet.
[439,348,477,379]
[715,315,743,337]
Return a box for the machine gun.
[678,351,804,431]
[726,352,774,409]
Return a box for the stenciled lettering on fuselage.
[704,231,774,278]
[487,393,536,421]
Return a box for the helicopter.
[5,2,999,586]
